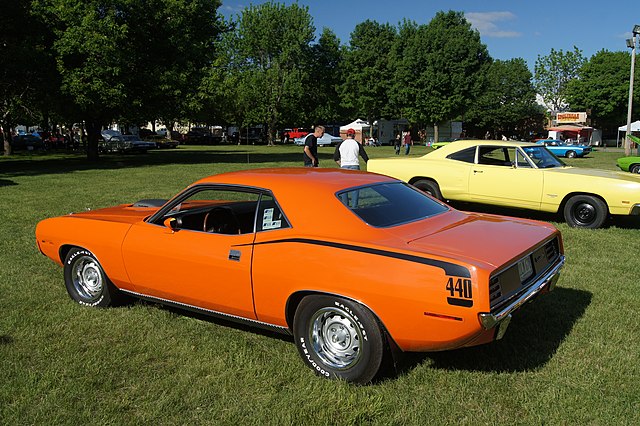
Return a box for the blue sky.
[219,0,639,69]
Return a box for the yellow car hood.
[546,166,640,183]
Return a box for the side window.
[516,149,532,168]
[161,187,259,235]
[257,194,290,232]
[478,146,519,166]
[447,147,476,163]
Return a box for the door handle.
[473,170,483,174]
[228,249,241,261]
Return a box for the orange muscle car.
[36,168,565,383]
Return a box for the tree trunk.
[433,124,439,143]
[85,120,101,161]
[1,126,13,156]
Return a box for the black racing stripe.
[249,238,471,278]
[447,297,474,308]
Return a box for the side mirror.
[163,217,179,232]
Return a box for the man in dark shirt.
[303,125,324,167]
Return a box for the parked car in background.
[151,136,179,149]
[616,156,640,174]
[11,134,44,151]
[100,130,155,153]
[120,135,157,153]
[430,141,452,149]
[36,168,564,383]
[140,131,180,149]
[138,128,158,139]
[294,132,342,146]
[285,128,309,141]
[185,127,211,144]
[367,139,640,229]
[535,139,592,158]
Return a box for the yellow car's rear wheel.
[413,179,443,200]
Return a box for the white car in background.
[294,133,343,146]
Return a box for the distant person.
[403,131,413,155]
[333,128,369,170]
[303,125,324,167]
[394,134,401,155]
[485,130,491,140]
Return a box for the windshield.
[337,182,448,227]
[522,146,566,169]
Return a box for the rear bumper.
[478,255,565,332]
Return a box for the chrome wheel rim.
[71,255,103,300]
[309,307,362,370]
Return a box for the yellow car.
[367,140,640,229]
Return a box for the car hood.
[402,211,557,269]
[545,166,640,182]
[67,204,158,224]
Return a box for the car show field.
[1,144,638,424]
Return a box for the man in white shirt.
[333,128,369,170]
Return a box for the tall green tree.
[389,19,419,119]
[396,11,490,141]
[229,2,315,145]
[305,28,344,125]
[466,58,543,139]
[566,49,638,132]
[534,46,585,111]
[1,0,56,155]
[33,0,223,159]
[341,20,396,132]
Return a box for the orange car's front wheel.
[63,248,122,308]
[293,295,386,383]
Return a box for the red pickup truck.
[284,128,309,142]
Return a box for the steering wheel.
[203,207,241,234]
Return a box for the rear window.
[447,146,476,163]
[337,182,448,227]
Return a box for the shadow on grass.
[0,335,14,345]
[0,146,318,178]
[396,287,592,375]
[0,179,18,187]
[138,300,294,344]
[130,287,590,380]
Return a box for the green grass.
[1,144,639,424]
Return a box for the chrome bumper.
[478,255,565,331]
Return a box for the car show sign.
[557,112,587,124]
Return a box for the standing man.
[303,125,324,167]
[403,131,413,155]
[333,128,369,170]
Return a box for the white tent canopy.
[618,120,640,132]
[340,119,370,131]
[340,119,371,143]
[616,120,640,147]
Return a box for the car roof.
[427,139,537,157]
[193,167,393,193]
[191,168,401,236]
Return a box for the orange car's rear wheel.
[293,295,386,383]
[64,248,121,307]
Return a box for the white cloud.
[220,4,246,15]
[465,11,521,38]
